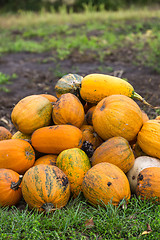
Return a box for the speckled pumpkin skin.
[31,125,83,154]
[52,93,85,128]
[34,154,57,166]
[0,139,35,174]
[136,167,160,202]
[55,73,83,98]
[21,165,70,211]
[56,148,91,198]
[0,127,12,141]
[92,95,143,142]
[12,131,31,140]
[0,168,22,207]
[91,136,135,173]
[11,95,53,135]
[137,120,160,159]
[82,162,131,207]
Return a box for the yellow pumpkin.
[91,136,135,173]
[11,95,53,134]
[137,119,160,159]
[92,94,143,142]
[82,162,131,207]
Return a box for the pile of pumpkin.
[0,73,160,212]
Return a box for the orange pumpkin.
[80,125,103,150]
[34,154,57,166]
[0,126,12,141]
[22,165,70,212]
[0,139,35,174]
[0,168,23,206]
[82,162,131,207]
[31,125,83,154]
[92,95,143,142]
[56,148,91,198]
[85,106,96,125]
[91,136,135,173]
[40,94,57,103]
[136,167,160,201]
[137,120,160,159]
[11,95,53,134]
[52,93,85,128]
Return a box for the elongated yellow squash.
[80,73,152,106]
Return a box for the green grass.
[0,195,160,239]
[0,8,160,70]
[0,72,17,92]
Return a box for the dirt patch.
[0,49,160,132]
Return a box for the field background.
[0,1,160,239]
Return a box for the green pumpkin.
[55,73,83,99]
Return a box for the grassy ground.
[0,7,160,71]
[1,195,160,239]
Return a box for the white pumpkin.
[126,156,160,194]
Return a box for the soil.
[0,48,160,132]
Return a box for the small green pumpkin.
[55,73,83,98]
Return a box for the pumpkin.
[85,106,96,125]
[55,73,83,98]
[92,94,143,142]
[31,124,83,154]
[137,120,160,159]
[132,142,146,158]
[136,167,160,201]
[91,136,135,173]
[40,94,57,103]
[127,156,160,194]
[0,126,12,141]
[21,165,70,212]
[34,154,57,166]
[52,93,85,128]
[155,116,160,120]
[0,139,35,174]
[141,110,149,124]
[82,162,131,207]
[0,169,23,207]
[11,95,53,134]
[80,73,153,107]
[56,148,91,198]
[12,131,31,140]
[80,125,103,150]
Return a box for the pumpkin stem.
[133,92,160,109]
[41,203,56,213]
[11,175,23,190]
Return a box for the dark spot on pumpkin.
[62,176,68,186]
[107,182,112,187]
[132,176,135,180]
[81,141,94,158]
[100,103,105,111]
[138,173,143,181]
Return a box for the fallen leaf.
[85,217,95,228]
[147,223,152,232]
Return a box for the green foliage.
[0,196,160,239]
[0,72,17,92]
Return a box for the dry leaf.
[141,223,152,235]
[85,217,95,228]
[147,223,152,232]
